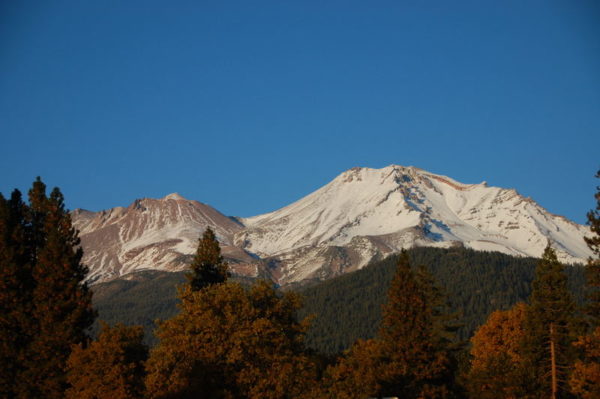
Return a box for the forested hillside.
[93,247,586,353]
[299,247,585,354]
[91,270,185,340]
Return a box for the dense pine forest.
[299,247,587,355]
[1,175,599,398]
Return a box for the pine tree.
[320,252,456,398]
[186,227,229,291]
[0,190,32,398]
[584,169,600,326]
[19,182,96,398]
[522,245,576,399]
[66,323,148,399]
[567,169,600,397]
[377,250,453,398]
[415,264,461,355]
[0,178,96,398]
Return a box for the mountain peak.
[238,164,592,282]
[163,193,186,201]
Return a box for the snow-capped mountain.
[234,165,592,283]
[72,193,262,283]
[73,165,592,285]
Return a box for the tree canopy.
[145,281,316,399]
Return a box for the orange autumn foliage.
[145,281,316,399]
[467,302,528,398]
[66,323,147,399]
[470,302,528,368]
[320,338,384,399]
[570,327,600,399]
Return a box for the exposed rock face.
[72,194,261,284]
[73,166,592,285]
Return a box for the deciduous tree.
[320,338,384,399]
[145,281,316,399]
[570,327,600,399]
[66,323,148,399]
[466,302,529,398]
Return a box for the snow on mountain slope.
[72,194,260,283]
[73,166,592,286]
[234,165,592,283]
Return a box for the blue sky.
[1,1,599,223]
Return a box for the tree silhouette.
[522,245,576,399]
[0,178,95,398]
[186,227,229,291]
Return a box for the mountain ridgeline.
[92,246,586,354]
[74,165,592,287]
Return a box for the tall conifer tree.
[522,245,576,399]
[584,170,600,326]
[21,184,95,398]
[568,169,600,398]
[187,227,229,291]
[0,178,95,398]
[377,250,453,398]
[0,190,32,398]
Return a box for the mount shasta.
[73,165,592,285]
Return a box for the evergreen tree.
[186,227,229,291]
[377,250,454,398]
[0,190,32,398]
[584,169,600,326]
[567,170,600,397]
[0,178,96,398]
[522,245,576,399]
[66,323,148,399]
[415,264,461,355]
[20,182,96,398]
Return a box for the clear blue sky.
[1,1,599,223]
